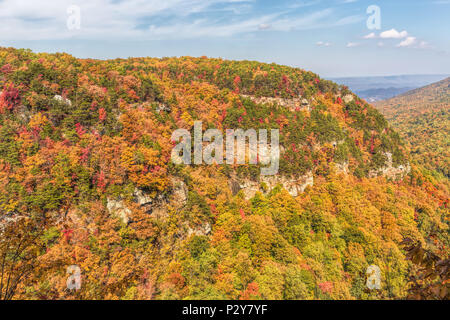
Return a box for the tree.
[0,215,44,300]
[401,238,449,300]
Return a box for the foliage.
[0,47,447,300]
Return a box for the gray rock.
[368,152,411,180]
[156,103,171,113]
[187,223,212,237]
[241,95,310,112]
[106,198,131,224]
[54,95,72,106]
[133,188,153,206]
[343,94,354,104]
[171,177,188,203]
[233,171,314,199]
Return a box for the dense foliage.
[375,78,450,179]
[0,47,448,300]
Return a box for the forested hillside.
[0,47,448,300]
[375,78,449,179]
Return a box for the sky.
[0,0,449,77]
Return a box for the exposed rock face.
[301,99,310,108]
[155,103,171,113]
[241,95,310,112]
[132,188,168,218]
[149,197,170,219]
[62,208,97,235]
[231,171,314,200]
[139,177,188,219]
[343,94,354,104]
[0,213,26,231]
[369,152,411,180]
[53,95,72,106]
[171,177,188,204]
[106,198,131,224]
[187,223,212,237]
[230,180,241,196]
[336,162,349,174]
[133,188,153,206]
[107,177,188,223]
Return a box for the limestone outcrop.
[369,152,411,180]
[107,177,188,224]
[231,171,314,200]
[241,94,310,112]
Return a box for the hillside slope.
[375,78,450,178]
[0,47,448,300]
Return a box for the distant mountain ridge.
[356,87,415,102]
[331,74,449,102]
[388,77,450,101]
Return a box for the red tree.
[0,83,21,113]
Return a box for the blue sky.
[0,0,449,77]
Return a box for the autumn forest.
[0,47,448,300]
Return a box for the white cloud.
[397,37,430,49]
[346,42,360,48]
[363,32,376,39]
[0,0,364,41]
[380,28,408,39]
[140,8,353,40]
[316,41,331,47]
[334,14,364,26]
[269,8,333,31]
[287,0,322,9]
[258,23,271,30]
[397,36,416,47]
[0,0,259,40]
[147,15,278,39]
